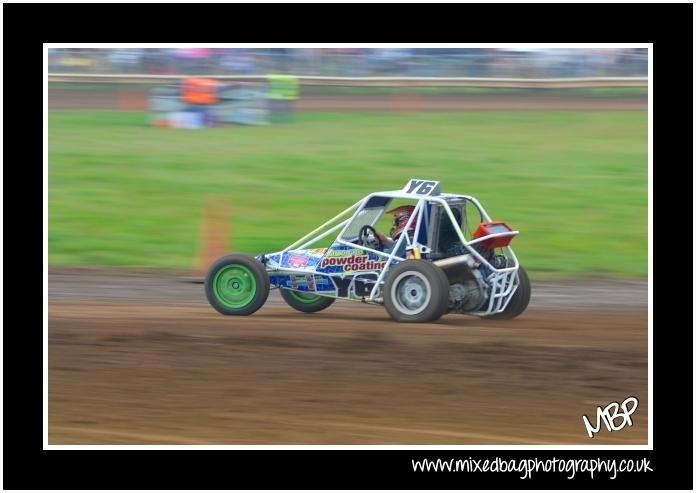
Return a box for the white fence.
[47,49,649,79]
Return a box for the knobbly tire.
[280,289,336,313]
[205,254,270,316]
[483,266,531,320]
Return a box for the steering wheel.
[358,225,384,251]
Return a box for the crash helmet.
[387,205,416,241]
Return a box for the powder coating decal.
[317,245,387,274]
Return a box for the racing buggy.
[205,179,531,323]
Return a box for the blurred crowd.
[48,48,648,78]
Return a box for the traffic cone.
[193,196,232,279]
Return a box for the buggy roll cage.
[268,180,520,314]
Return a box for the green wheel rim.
[212,264,257,309]
[287,290,323,304]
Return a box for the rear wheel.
[484,266,531,320]
[383,260,450,323]
[205,254,270,316]
[280,288,335,313]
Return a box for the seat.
[435,207,464,258]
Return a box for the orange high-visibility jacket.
[181,78,218,105]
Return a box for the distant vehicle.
[205,179,531,323]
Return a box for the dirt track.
[48,270,648,445]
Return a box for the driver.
[375,205,416,256]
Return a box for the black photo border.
[3,2,692,490]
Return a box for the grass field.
[48,110,648,277]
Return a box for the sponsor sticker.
[269,274,335,293]
[280,248,326,269]
[288,254,309,268]
[317,245,387,273]
[319,254,386,272]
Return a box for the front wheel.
[383,260,450,323]
[205,254,270,316]
[483,266,531,320]
[280,288,335,313]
